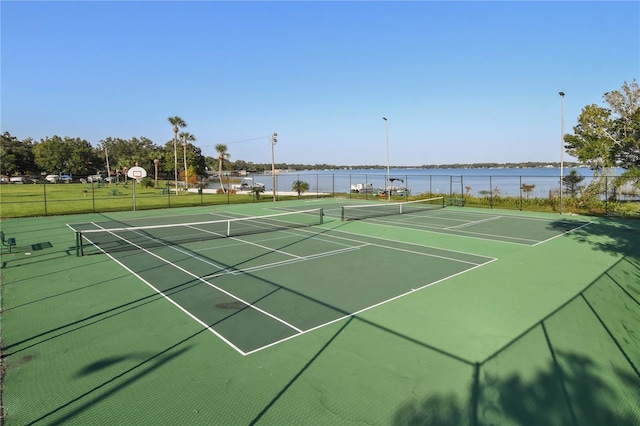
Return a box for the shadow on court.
[392,255,640,425]
[3,204,639,425]
[549,217,640,259]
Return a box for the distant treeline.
[271,162,585,171]
[416,162,584,169]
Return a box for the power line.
[197,135,271,148]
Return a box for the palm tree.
[215,144,229,193]
[168,116,187,194]
[291,180,310,198]
[179,132,196,191]
[249,185,265,200]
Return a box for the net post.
[75,231,82,257]
[441,196,445,208]
[341,207,345,222]
[320,208,324,225]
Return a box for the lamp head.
[559,91,565,97]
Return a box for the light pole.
[173,132,178,195]
[271,132,278,202]
[382,117,390,201]
[559,91,565,214]
[183,139,188,192]
[154,159,159,187]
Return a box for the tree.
[179,132,196,189]
[215,144,229,193]
[562,170,585,197]
[97,136,157,178]
[520,183,535,199]
[564,79,639,172]
[0,132,36,176]
[168,116,187,192]
[33,136,97,176]
[249,185,265,200]
[180,165,199,187]
[564,104,617,170]
[291,180,310,198]
[605,79,640,170]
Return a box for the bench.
[1,231,17,253]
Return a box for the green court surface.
[1,199,639,425]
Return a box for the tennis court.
[2,198,638,425]
[67,204,496,355]
[338,199,592,245]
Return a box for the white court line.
[202,245,365,279]
[91,225,306,338]
[85,218,498,356]
[390,209,468,223]
[532,220,592,246]
[223,211,496,263]
[436,208,577,222]
[445,215,502,230]
[186,224,305,260]
[243,257,498,356]
[79,231,248,355]
[371,213,589,245]
[362,217,540,245]
[293,227,495,266]
[84,222,368,355]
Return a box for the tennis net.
[74,208,324,256]
[341,197,445,221]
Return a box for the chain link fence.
[1,173,638,218]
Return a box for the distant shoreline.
[261,162,587,172]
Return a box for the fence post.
[449,175,453,198]
[489,176,493,209]
[42,179,48,216]
[519,176,522,211]
[605,175,609,216]
[365,174,369,200]
[405,175,409,200]
[91,180,96,212]
[199,176,204,206]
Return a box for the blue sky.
[2,1,638,166]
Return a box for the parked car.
[60,174,72,183]
[87,174,103,183]
[10,176,27,184]
[45,175,60,183]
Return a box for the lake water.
[252,167,619,198]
